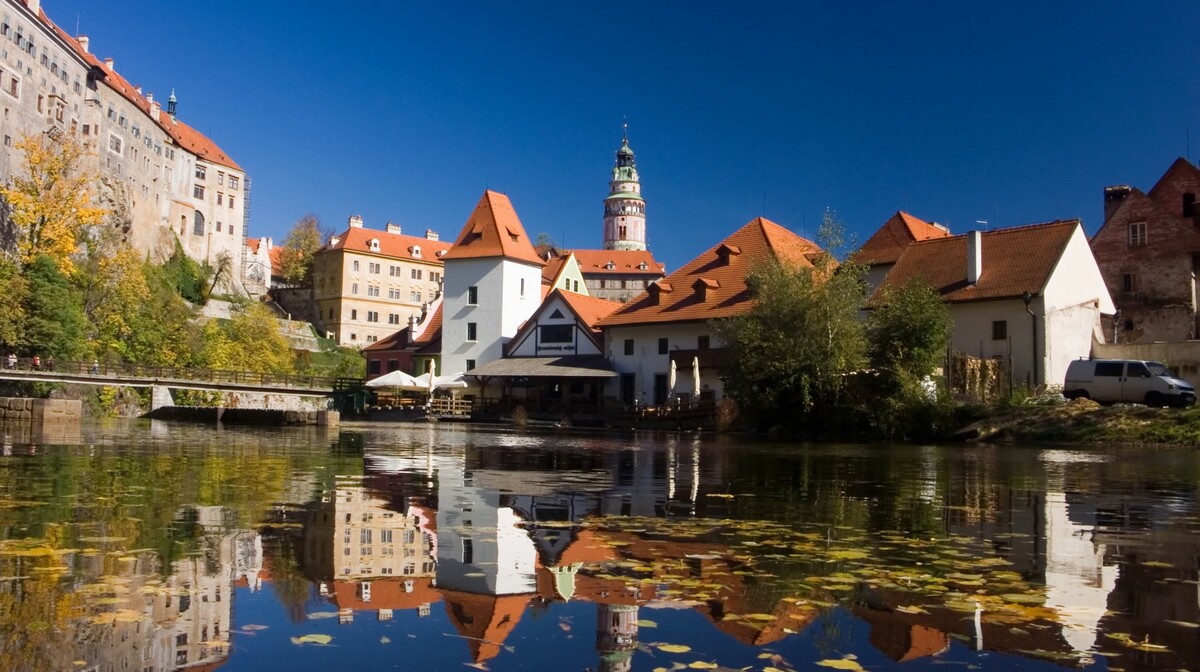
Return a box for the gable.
[442,191,545,266]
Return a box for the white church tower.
[440,190,545,375]
[602,127,647,251]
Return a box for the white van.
[1064,359,1196,407]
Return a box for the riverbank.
[963,398,1200,446]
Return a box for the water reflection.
[0,423,1197,670]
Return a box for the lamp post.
[1022,291,1038,388]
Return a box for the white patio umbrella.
[365,370,425,391]
[426,359,437,396]
[692,356,701,398]
[668,359,677,395]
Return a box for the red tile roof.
[598,217,823,327]
[871,220,1080,304]
[442,191,545,266]
[363,302,443,353]
[439,590,532,662]
[541,255,569,285]
[569,248,665,276]
[330,577,442,612]
[27,1,244,171]
[321,225,452,261]
[559,290,623,332]
[855,211,951,267]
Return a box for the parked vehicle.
[1064,359,1196,407]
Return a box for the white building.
[598,217,826,405]
[872,219,1116,388]
[439,190,544,376]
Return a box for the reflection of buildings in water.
[302,483,439,623]
[1043,490,1118,654]
[596,603,638,672]
[67,506,260,671]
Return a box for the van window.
[1095,362,1125,377]
[1147,362,1174,377]
[1127,362,1150,378]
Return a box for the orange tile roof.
[598,217,823,327]
[569,248,665,276]
[268,244,285,270]
[854,211,951,267]
[363,302,443,353]
[245,237,262,254]
[541,255,568,285]
[871,220,1080,304]
[28,2,244,171]
[330,577,442,612]
[558,290,623,332]
[439,590,532,662]
[442,191,545,266]
[322,225,452,261]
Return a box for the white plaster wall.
[1044,302,1105,387]
[1042,225,1116,314]
[442,257,541,375]
[948,299,1041,388]
[604,323,724,402]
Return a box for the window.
[369,262,380,274]
[1128,221,1147,246]
[367,311,378,322]
[698,335,711,350]
[388,314,400,325]
[192,211,204,236]
[6,75,16,97]
[350,309,357,320]
[520,278,526,297]
[195,164,206,180]
[1185,193,1196,218]
[991,320,1007,340]
[217,171,224,185]
[467,322,477,341]
[467,286,478,305]
[228,175,239,189]
[368,285,380,297]
[388,289,400,300]
[540,324,572,343]
[216,221,222,232]
[193,184,205,199]
[353,260,360,271]
[229,197,234,209]
[1127,361,1150,378]
[369,360,381,375]
[1122,273,1137,293]
[658,337,668,354]
[352,283,359,295]
[431,272,442,284]
[624,339,634,356]
[412,245,421,258]
[410,290,421,302]
[411,268,422,280]
[1095,361,1124,377]
[466,359,476,371]
[216,192,223,206]
[107,133,122,154]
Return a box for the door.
[1122,361,1153,401]
[620,374,635,406]
[1091,361,1125,402]
[653,374,668,405]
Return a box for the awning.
[465,355,618,378]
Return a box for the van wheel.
[1145,392,1165,408]
[1068,390,1089,401]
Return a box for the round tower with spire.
[602,125,646,251]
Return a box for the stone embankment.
[146,406,339,426]
[0,397,81,423]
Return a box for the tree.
[277,214,325,286]
[21,254,86,359]
[0,132,106,270]
[0,257,27,350]
[712,211,868,427]
[866,278,952,385]
[199,301,295,374]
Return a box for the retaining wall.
[146,406,339,426]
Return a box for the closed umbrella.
[692,356,701,399]
[668,359,677,398]
[426,359,437,396]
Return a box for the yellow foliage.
[0,132,106,271]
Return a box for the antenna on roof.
[622,115,628,142]
[762,190,766,218]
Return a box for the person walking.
[5,353,14,369]
[32,355,40,370]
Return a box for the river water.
[0,420,1196,671]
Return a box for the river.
[0,419,1196,671]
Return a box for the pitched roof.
[541,255,569,286]
[439,590,531,662]
[559,290,623,332]
[442,191,544,266]
[1147,157,1200,203]
[871,220,1080,304]
[504,289,621,356]
[854,211,951,267]
[321,225,452,262]
[363,301,443,353]
[569,248,665,276]
[598,217,823,327]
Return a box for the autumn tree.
[199,301,295,374]
[276,214,325,286]
[0,258,27,351]
[0,132,106,270]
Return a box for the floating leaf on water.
[655,643,692,653]
[241,624,268,631]
[307,611,339,620]
[687,662,718,669]
[637,620,658,628]
[380,636,391,644]
[1142,560,1174,568]
[290,633,333,646]
[1165,620,1200,628]
[815,659,864,671]
[895,605,929,615]
[1000,593,1044,605]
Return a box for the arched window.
[193,211,205,236]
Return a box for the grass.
[971,401,1200,446]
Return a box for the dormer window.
[638,261,648,271]
[412,245,422,258]
[605,261,616,271]
[716,243,741,266]
[647,281,672,306]
[369,238,380,252]
[692,278,719,303]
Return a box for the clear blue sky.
[47,0,1200,271]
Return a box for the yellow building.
[313,216,452,346]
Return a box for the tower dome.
[602,127,646,251]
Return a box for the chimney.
[263,236,272,250]
[1104,185,1132,223]
[77,35,89,53]
[104,57,115,71]
[966,230,982,286]
[348,215,364,228]
[134,85,141,95]
[385,221,402,235]
[149,92,160,118]
[408,314,418,330]
[425,229,439,241]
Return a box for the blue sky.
[47,0,1200,271]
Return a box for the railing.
[0,357,360,392]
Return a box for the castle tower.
[602,127,647,251]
